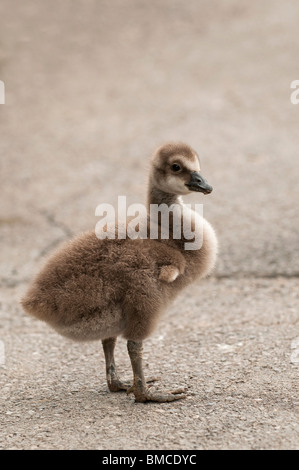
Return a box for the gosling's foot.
[109,376,159,393]
[130,385,187,403]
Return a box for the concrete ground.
[0,0,298,450]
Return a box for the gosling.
[21,142,218,403]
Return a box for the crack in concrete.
[39,209,73,239]
[214,273,299,279]
[1,273,299,290]
[36,209,74,259]
[38,236,68,259]
[0,277,29,288]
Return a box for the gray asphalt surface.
[0,0,298,450]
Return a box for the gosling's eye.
[171,163,181,172]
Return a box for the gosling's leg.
[102,337,131,392]
[127,340,186,403]
[102,337,158,393]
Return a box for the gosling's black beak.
[185,171,213,195]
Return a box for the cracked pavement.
[0,0,298,450]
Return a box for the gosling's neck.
[147,183,184,210]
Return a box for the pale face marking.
[169,154,201,173]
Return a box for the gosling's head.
[150,142,213,196]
